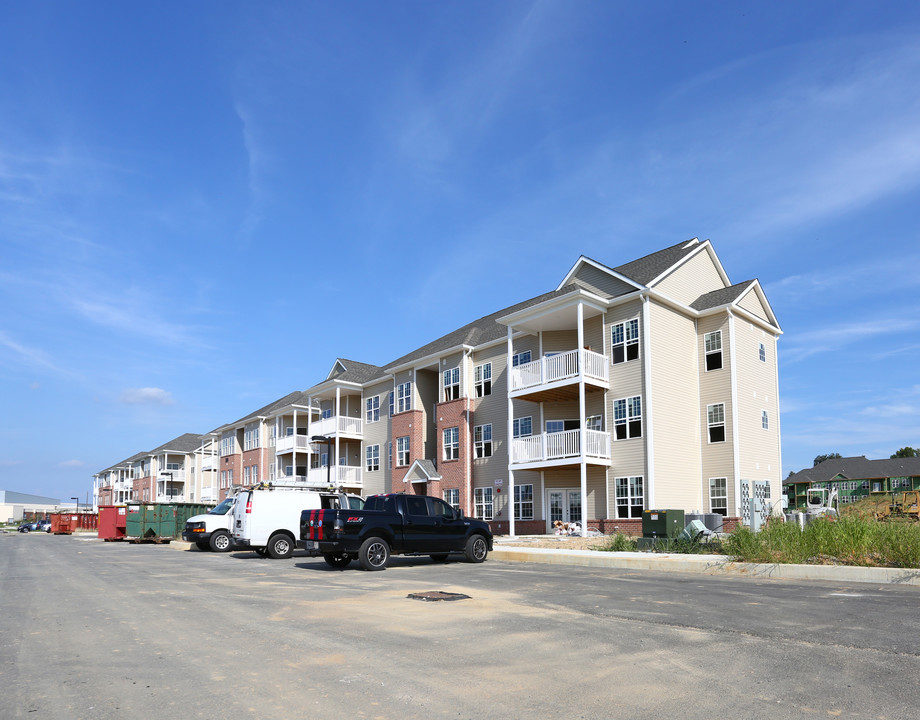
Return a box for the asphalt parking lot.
[2,531,918,720]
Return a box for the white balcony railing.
[511,429,610,465]
[510,349,608,392]
[155,492,186,503]
[307,465,363,488]
[275,434,315,454]
[310,415,363,438]
[158,470,187,483]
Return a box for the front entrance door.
[546,489,582,532]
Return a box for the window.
[613,396,642,440]
[387,442,392,469]
[546,419,579,433]
[512,350,532,367]
[707,403,726,443]
[704,331,723,371]
[474,424,492,458]
[474,362,492,397]
[762,410,769,430]
[243,426,260,451]
[365,396,380,423]
[428,496,455,519]
[443,368,460,401]
[514,484,533,520]
[166,462,181,471]
[611,318,640,364]
[220,435,233,456]
[396,382,412,413]
[759,342,766,362]
[396,436,410,466]
[388,391,394,416]
[710,477,727,515]
[586,415,603,431]
[513,416,532,438]
[443,427,459,460]
[366,444,380,472]
[474,487,493,520]
[443,488,460,510]
[615,476,644,518]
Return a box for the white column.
[577,302,588,537]
[507,325,515,537]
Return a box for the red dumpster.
[78,512,98,531]
[50,513,79,535]
[98,506,127,541]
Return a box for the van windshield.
[208,498,235,515]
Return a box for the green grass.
[723,515,920,568]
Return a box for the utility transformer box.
[642,509,685,539]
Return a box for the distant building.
[0,490,63,523]
[784,456,920,509]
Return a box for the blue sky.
[2,1,919,503]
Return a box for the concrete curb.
[490,546,920,586]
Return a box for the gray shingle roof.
[215,390,310,431]
[327,359,387,385]
[149,433,208,455]
[691,280,756,311]
[611,239,702,286]
[784,456,920,485]
[384,285,581,371]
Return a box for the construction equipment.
[877,490,920,521]
[805,487,838,523]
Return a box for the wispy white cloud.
[782,315,920,363]
[120,387,174,406]
[0,329,68,374]
[58,459,85,468]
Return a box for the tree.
[891,447,919,458]
[813,453,842,466]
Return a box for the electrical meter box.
[642,509,685,538]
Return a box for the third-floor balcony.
[280,465,364,489]
[275,434,315,454]
[510,428,610,469]
[510,348,608,402]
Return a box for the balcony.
[275,434,315,454]
[310,415,363,439]
[510,349,608,402]
[511,429,610,469]
[307,465,363,488]
[155,490,186,503]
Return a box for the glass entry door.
[547,489,582,531]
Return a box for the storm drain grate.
[407,591,471,602]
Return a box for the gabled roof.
[95,450,149,475]
[325,358,387,385]
[611,238,704,286]
[784,456,920,485]
[211,390,310,433]
[384,285,581,371]
[149,433,207,455]
[402,459,442,484]
[691,281,757,311]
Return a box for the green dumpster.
[126,503,212,541]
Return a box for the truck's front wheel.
[464,534,488,563]
[209,530,232,553]
[358,537,390,571]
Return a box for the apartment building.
[93,238,782,534]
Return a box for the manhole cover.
[407,591,471,602]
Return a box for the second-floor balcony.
[275,434,315,454]
[511,429,610,468]
[280,465,363,489]
[510,349,608,401]
[310,415,363,439]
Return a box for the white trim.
[729,312,741,516]
[555,255,644,293]
[642,295,655,508]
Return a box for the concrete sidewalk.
[491,542,920,586]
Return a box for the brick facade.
[435,398,471,510]
[391,409,425,485]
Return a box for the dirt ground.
[495,533,612,551]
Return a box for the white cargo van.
[231,486,363,559]
[182,495,237,552]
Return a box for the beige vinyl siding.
[511,469,543,519]
[737,287,769,323]
[571,262,636,299]
[647,301,703,511]
[470,344,509,495]
[734,320,782,508]
[362,379,393,496]
[584,315,604,353]
[654,248,726,306]
[542,329,578,355]
[543,466,607,520]
[605,302,646,490]
[698,314,736,510]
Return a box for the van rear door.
[232,490,252,542]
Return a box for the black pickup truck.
[300,493,493,570]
